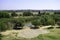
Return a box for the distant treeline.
[0,10,60,12]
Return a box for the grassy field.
[1,28,60,40]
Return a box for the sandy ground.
[17,29,49,38]
[1,28,49,38]
[1,25,59,38]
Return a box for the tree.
[39,15,48,26]
[47,18,55,25]
[39,15,55,26]
[31,20,41,29]
[0,34,3,40]
[45,13,50,15]
[38,11,41,16]
[11,12,17,17]
[23,12,33,16]
[13,21,24,30]
[54,14,60,24]
[56,21,60,28]
[54,12,60,14]
[0,22,7,32]
[56,21,60,26]
[0,12,10,18]
[42,12,46,15]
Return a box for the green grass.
[1,29,60,40]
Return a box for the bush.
[23,12,33,16]
[40,15,55,26]
[0,12,10,18]
[39,15,47,26]
[54,12,60,14]
[56,21,60,26]
[31,20,41,29]
[47,27,54,29]
[37,11,41,16]
[0,22,7,32]
[0,34,3,40]
[13,21,24,30]
[11,12,18,17]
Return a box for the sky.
[0,0,60,10]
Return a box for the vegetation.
[1,29,60,40]
[23,12,33,16]
[0,11,60,31]
[37,11,41,16]
[0,21,7,32]
[13,20,24,29]
[0,12,10,18]
[31,20,41,29]
[0,34,3,40]
[0,11,60,40]
[11,12,18,17]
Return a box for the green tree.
[11,12,17,17]
[47,18,55,25]
[0,34,3,40]
[0,22,7,32]
[39,15,47,25]
[45,13,50,15]
[54,12,60,14]
[38,11,41,16]
[0,12,10,18]
[31,20,41,29]
[23,12,33,16]
[13,20,24,29]
[56,21,60,27]
[40,15,55,26]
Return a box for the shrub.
[23,12,33,16]
[56,21,60,26]
[0,12,10,18]
[13,21,24,30]
[31,20,41,29]
[0,22,7,32]
[47,27,54,29]
[11,12,18,17]
[0,34,3,40]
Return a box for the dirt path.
[1,29,49,38]
[17,29,49,38]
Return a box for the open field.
[1,28,60,40]
[1,28,49,38]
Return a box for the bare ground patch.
[1,28,49,38]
